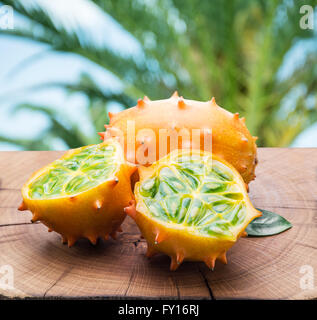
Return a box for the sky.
[0,36,123,150]
[0,0,141,150]
[0,0,316,150]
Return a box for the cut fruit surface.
[28,144,117,199]
[19,139,136,246]
[127,149,260,270]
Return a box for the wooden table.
[0,148,316,300]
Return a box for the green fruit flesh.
[138,154,247,238]
[29,144,117,199]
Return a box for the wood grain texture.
[0,148,316,299]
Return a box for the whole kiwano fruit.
[99,92,258,184]
[18,139,136,247]
[125,149,261,271]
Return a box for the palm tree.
[0,0,316,149]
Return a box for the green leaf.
[246,208,292,237]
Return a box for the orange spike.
[146,244,158,258]
[210,97,216,105]
[245,183,249,192]
[241,231,248,237]
[233,112,239,120]
[61,235,67,244]
[154,231,166,244]
[171,91,178,98]
[18,201,27,211]
[31,213,40,223]
[170,257,180,271]
[176,251,184,265]
[218,251,227,264]
[253,136,258,141]
[109,177,119,186]
[178,97,186,109]
[98,132,105,140]
[104,124,110,129]
[88,235,97,245]
[108,112,115,120]
[143,95,150,101]
[48,228,53,233]
[93,199,102,210]
[124,200,136,219]
[104,234,109,241]
[110,231,117,240]
[204,257,216,270]
[137,98,145,108]
[240,117,245,123]
[67,237,77,248]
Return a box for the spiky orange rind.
[19,139,136,247]
[128,149,261,270]
[101,93,258,184]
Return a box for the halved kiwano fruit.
[126,149,261,270]
[19,139,136,247]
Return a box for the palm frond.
[0,0,172,98]
[0,135,50,150]
[11,103,95,148]
[1,0,317,149]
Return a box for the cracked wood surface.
[0,148,317,299]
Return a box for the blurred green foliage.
[1,0,317,149]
